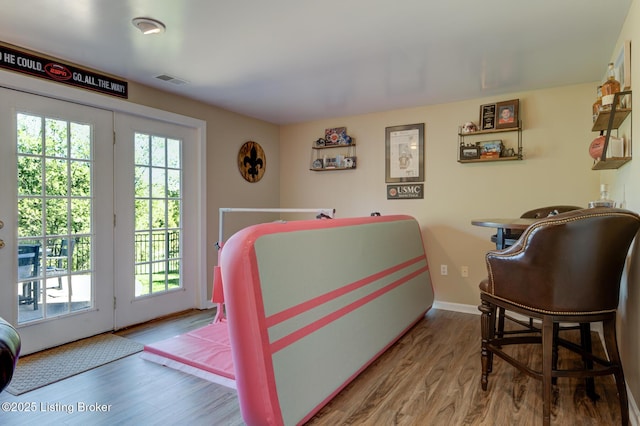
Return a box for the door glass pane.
[16,113,94,324]
[134,132,182,297]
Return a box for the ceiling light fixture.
[132,17,166,35]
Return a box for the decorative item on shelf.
[324,127,352,146]
[479,103,496,130]
[324,156,338,168]
[478,140,503,159]
[592,85,603,122]
[602,62,621,111]
[459,143,480,160]
[495,99,519,129]
[608,136,625,158]
[615,40,631,93]
[589,135,624,160]
[344,156,356,168]
[315,138,326,147]
[589,135,606,160]
[461,121,478,133]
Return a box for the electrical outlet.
[440,264,448,275]
[461,266,469,277]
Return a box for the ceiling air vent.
[154,74,188,85]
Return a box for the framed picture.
[495,99,519,129]
[479,103,496,130]
[324,127,348,145]
[459,145,480,160]
[614,40,631,91]
[478,140,503,159]
[385,123,424,183]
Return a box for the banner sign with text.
[386,184,424,199]
[0,44,128,98]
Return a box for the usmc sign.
[387,184,424,199]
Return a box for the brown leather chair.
[0,317,20,393]
[479,208,640,425]
[492,206,583,354]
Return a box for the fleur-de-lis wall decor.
[237,140,266,182]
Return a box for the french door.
[113,113,198,328]
[0,88,114,354]
[0,87,203,354]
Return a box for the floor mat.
[7,333,143,395]
[142,321,235,388]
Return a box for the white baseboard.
[432,300,480,315]
[431,299,639,424]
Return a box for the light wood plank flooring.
[0,309,625,425]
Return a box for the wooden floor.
[0,308,625,425]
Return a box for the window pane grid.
[134,132,182,297]
[16,113,94,323]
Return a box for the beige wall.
[281,0,640,412]
[281,83,600,307]
[606,0,640,411]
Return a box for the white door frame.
[0,69,209,318]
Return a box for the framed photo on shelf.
[479,103,496,130]
[324,127,348,145]
[478,140,503,159]
[385,123,424,183]
[614,40,631,91]
[459,145,480,160]
[495,99,519,129]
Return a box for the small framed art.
[385,123,424,183]
[495,99,519,129]
[459,145,480,160]
[478,140,503,159]
[479,103,496,131]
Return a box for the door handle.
[0,240,4,249]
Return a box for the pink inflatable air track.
[220,215,434,425]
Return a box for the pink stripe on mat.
[265,255,427,328]
[143,321,235,379]
[269,265,429,354]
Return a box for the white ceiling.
[0,0,633,124]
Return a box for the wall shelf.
[310,143,357,171]
[591,90,631,170]
[457,122,522,163]
[458,156,520,164]
[592,109,631,132]
[591,157,632,170]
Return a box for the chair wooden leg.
[497,306,505,339]
[602,318,629,426]
[552,323,559,386]
[579,323,599,401]
[479,299,495,389]
[542,317,553,426]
